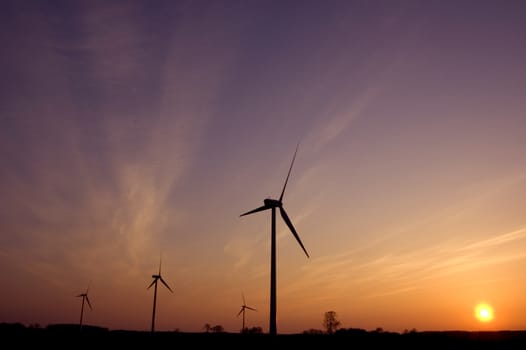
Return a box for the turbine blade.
[237,308,243,317]
[246,306,257,311]
[158,254,162,275]
[76,294,83,297]
[242,293,246,305]
[147,279,156,290]
[279,143,299,203]
[280,206,310,258]
[240,204,270,217]
[86,296,93,310]
[160,277,174,293]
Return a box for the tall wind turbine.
[77,286,92,330]
[147,256,173,333]
[237,293,256,332]
[240,144,309,335]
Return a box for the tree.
[203,323,211,333]
[243,326,263,334]
[322,311,341,334]
[303,328,324,335]
[211,325,224,333]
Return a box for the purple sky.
[1,0,525,333]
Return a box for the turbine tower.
[240,144,309,335]
[77,286,92,330]
[237,293,256,332]
[147,256,173,333]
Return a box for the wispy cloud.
[306,86,379,152]
[0,1,242,290]
[459,227,526,252]
[291,224,526,301]
[233,166,526,308]
[223,230,267,271]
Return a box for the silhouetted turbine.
[240,144,309,335]
[147,256,173,333]
[237,293,256,331]
[77,286,92,330]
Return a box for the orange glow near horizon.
[475,303,494,323]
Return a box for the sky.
[1,0,525,334]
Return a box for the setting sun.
[475,303,494,323]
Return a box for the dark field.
[2,324,525,349]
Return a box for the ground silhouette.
[2,323,525,349]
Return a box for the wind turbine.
[147,256,173,333]
[237,293,256,332]
[77,286,92,330]
[240,144,309,335]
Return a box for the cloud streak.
[288,223,526,303]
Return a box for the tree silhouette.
[303,328,324,334]
[211,325,224,333]
[243,326,263,334]
[203,323,211,333]
[323,311,341,334]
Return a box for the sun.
[474,303,494,322]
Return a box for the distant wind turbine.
[237,293,256,332]
[77,286,92,330]
[240,144,309,335]
[147,256,173,333]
